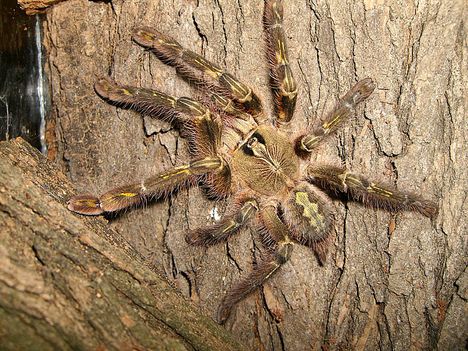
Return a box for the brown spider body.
[231,126,299,196]
[68,0,437,324]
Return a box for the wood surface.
[13,0,468,350]
[0,138,245,351]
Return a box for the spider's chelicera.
[68,0,438,324]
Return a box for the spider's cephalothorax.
[68,0,438,324]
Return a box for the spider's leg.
[96,77,224,156]
[281,182,335,263]
[96,77,212,121]
[186,198,258,246]
[96,78,233,198]
[210,92,253,119]
[307,165,439,218]
[68,156,223,215]
[264,0,298,124]
[217,205,292,324]
[132,28,262,116]
[296,79,375,154]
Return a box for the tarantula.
[68,0,438,324]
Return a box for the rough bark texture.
[40,0,466,350]
[0,138,245,351]
[17,0,64,15]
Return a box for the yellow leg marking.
[338,171,349,190]
[119,89,132,96]
[220,74,250,99]
[193,57,222,78]
[141,32,155,41]
[176,98,207,116]
[192,159,222,170]
[161,167,190,180]
[295,192,325,229]
[322,114,342,131]
[222,220,238,234]
[276,39,287,64]
[236,88,252,102]
[272,2,281,22]
[118,192,138,197]
[264,263,281,281]
[78,199,100,207]
[368,184,393,197]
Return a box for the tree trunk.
[0,138,244,351]
[23,0,468,350]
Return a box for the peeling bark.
[28,0,468,350]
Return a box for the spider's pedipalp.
[296,78,376,153]
[264,0,298,124]
[133,27,262,116]
[186,198,258,246]
[307,165,439,218]
[68,157,223,215]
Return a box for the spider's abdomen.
[231,125,299,196]
[282,182,334,246]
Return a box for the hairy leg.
[296,78,375,153]
[217,205,293,324]
[186,198,258,246]
[264,0,298,124]
[307,165,438,218]
[132,28,262,116]
[68,157,223,215]
[95,77,222,156]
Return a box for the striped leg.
[307,165,438,218]
[264,0,298,124]
[68,157,223,215]
[217,205,293,324]
[297,79,375,152]
[132,28,262,116]
[186,199,258,246]
[95,78,230,197]
[95,77,210,122]
[98,77,224,152]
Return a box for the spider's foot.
[344,78,376,105]
[216,302,232,325]
[412,199,439,219]
[68,194,103,215]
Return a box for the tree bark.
[32,0,468,350]
[17,0,64,15]
[0,138,245,351]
